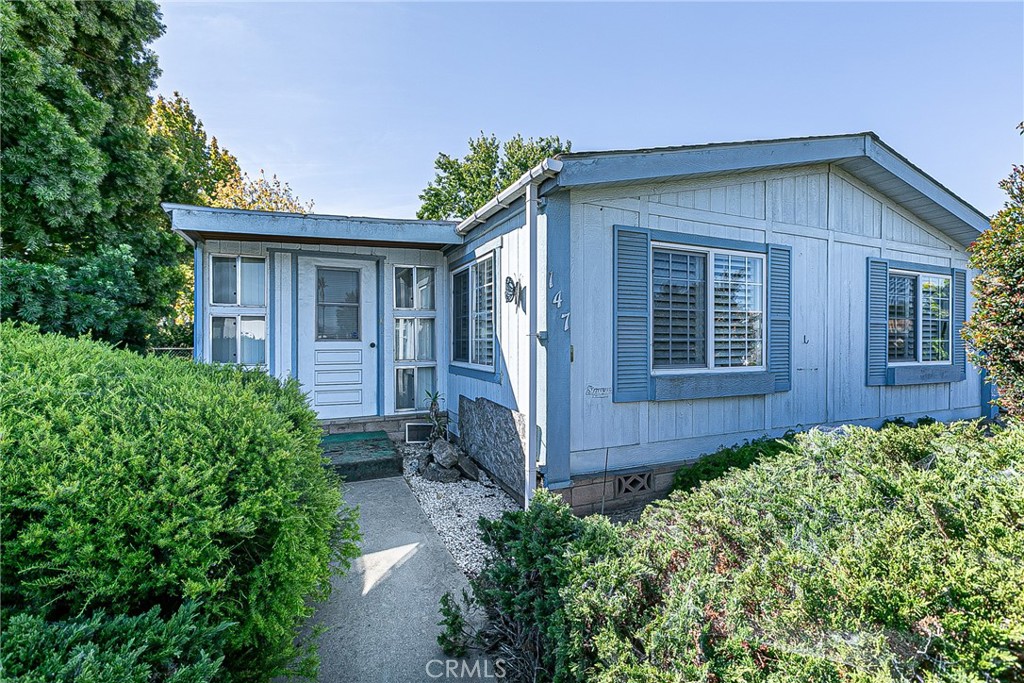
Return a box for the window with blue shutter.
[865,257,967,386]
[612,226,792,402]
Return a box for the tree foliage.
[147,91,241,207]
[417,133,570,220]
[963,159,1024,417]
[211,168,314,213]
[145,92,312,346]
[0,0,182,349]
[147,92,312,214]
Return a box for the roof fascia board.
[554,135,868,189]
[864,137,990,235]
[164,205,462,245]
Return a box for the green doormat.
[321,431,402,482]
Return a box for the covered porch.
[164,204,460,423]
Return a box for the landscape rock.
[456,454,480,481]
[401,443,519,577]
[422,462,461,483]
[431,439,461,468]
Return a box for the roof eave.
[162,203,462,246]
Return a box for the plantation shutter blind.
[866,258,890,386]
[766,244,792,392]
[613,229,651,402]
[952,268,967,380]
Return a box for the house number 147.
[550,273,570,331]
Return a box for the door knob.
[369,342,376,349]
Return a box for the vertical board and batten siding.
[444,218,533,433]
[202,239,448,417]
[569,164,983,476]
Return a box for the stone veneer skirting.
[458,395,527,504]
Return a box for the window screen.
[921,275,951,362]
[652,249,707,368]
[471,256,495,367]
[712,254,763,367]
[452,269,470,363]
[211,257,237,304]
[317,268,360,340]
[888,274,917,362]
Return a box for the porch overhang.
[162,203,462,248]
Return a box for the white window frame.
[394,265,436,311]
[208,253,267,367]
[450,252,496,372]
[888,269,952,367]
[649,242,767,375]
[394,264,437,412]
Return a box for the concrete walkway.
[309,476,486,682]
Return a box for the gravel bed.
[401,444,518,578]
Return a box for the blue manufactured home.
[166,133,994,512]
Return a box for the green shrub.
[672,433,795,493]
[0,323,360,680]
[438,489,621,680]
[963,162,1023,417]
[464,422,1024,682]
[1,603,227,682]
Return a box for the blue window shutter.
[613,228,651,402]
[952,268,967,381]
[767,244,792,392]
[866,258,889,386]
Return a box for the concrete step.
[321,431,402,482]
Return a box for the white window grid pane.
[240,258,266,306]
[417,268,435,310]
[395,318,416,361]
[395,366,437,412]
[471,257,495,367]
[888,274,917,362]
[921,275,951,362]
[211,316,237,362]
[211,257,237,304]
[652,249,707,368]
[452,270,470,363]
[712,254,764,367]
[239,316,266,365]
[395,267,415,309]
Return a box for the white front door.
[297,257,378,419]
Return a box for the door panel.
[298,257,377,419]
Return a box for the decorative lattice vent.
[615,471,652,497]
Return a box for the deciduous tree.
[418,133,570,220]
[963,147,1024,417]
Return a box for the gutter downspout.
[457,158,562,235]
[525,181,539,506]
[455,158,563,507]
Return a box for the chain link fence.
[148,347,194,359]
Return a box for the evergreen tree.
[1,0,181,348]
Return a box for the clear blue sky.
[154,2,1023,219]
